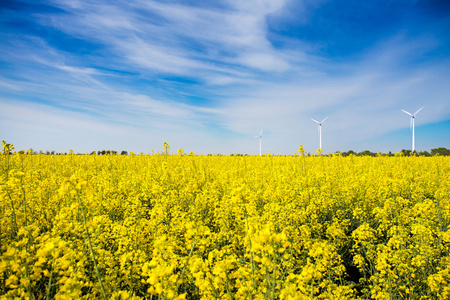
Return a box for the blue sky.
[1,0,449,154]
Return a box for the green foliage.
[431,147,450,156]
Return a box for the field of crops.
[1,142,450,299]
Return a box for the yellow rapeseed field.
[1,141,449,299]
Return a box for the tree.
[418,151,431,157]
[358,150,376,156]
[401,149,412,156]
[341,150,356,157]
[431,147,450,156]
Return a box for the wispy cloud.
[40,0,296,75]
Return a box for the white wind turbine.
[255,129,263,156]
[401,107,423,153]
[311,117,328,150]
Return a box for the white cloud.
[1,0,449,154]
[237,52,290,72]
[38,0,294,76]
[0,79,21,91]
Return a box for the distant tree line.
[335,147,450,157]
[5,147,450,156]
[21,149,129,155]
[92,150,128,155]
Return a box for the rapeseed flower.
[0,143,449,299]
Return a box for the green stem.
[6,190,18,238]
[77,192,107,300]
[45,258,55,300]
[176,236,197,293]
[245,217,256,295]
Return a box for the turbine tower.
[256,129,263,156]
[311,117,328,150]
[401,107,423,153]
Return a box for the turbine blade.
[260,129,263,136]
[321,116,328,123]
[401,109,413,117]
[311,119,320,124]
[414,106,424,115]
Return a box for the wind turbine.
[401,107,423,153]
[311,117,328,150]
[255,129,263,156]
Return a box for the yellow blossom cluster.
[1,143,449,299]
